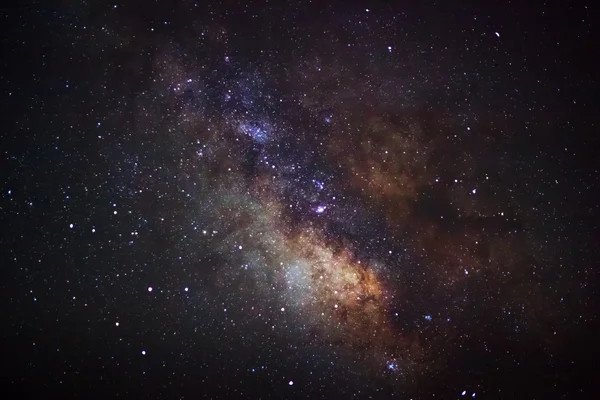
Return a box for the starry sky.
[2,1,599,399]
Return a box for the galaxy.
[2,2,599,399]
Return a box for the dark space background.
[1,1,599,399]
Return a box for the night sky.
[2,2,599,399]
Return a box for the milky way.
[4,2,598,399]
[143,26,577,379]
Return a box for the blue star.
[312,179,325,190]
